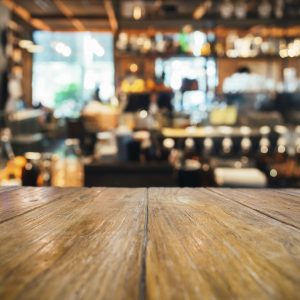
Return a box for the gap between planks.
[139,188,149,300]
[0,188,106,225]
[1,187,298,299]
[208,188,300,232]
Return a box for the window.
[156,57,217,112]
[32,32,114,117]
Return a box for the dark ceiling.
[2,0,300,32]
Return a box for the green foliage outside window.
[54,83,82,109]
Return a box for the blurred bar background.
[0,0,300,188]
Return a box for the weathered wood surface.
[0,187,299,300]
[0,187,89,223]
[0,188,146,300]
[209,188,300,229]
[146,188,300,300]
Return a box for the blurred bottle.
[0,128,21,186]
[200,137,216,186]
[37,153,53,187]
[0,128,14,168]
[63,139,84,187]
[22,152,41,187]
[201,41,211,56]
[51,154,64,187]
[239,127,252,156]
[215,40,225,57]
[220,0,234,19]
[179,25,192,54]
[296,137,300,168]
[296,126,300,162]
[257,131,271,173]
[274,137,288,164]
[221,137,233,157]
[202,32,215,56]
[184,138,197,159]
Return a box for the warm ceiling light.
[133,5,143,20]
[27,45,44,53]
[193,1,212,20]
[19,40,44,53]
[90,38,105,57]
[130,63,139,73]
[61,47,71,57]
[53,42,72,57]
[34,0,51,11]
[19,40,33,49]
[163,138,175,149]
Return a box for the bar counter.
[0,187,299,299]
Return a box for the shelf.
[217,56,300,60]
[119,18,300,31]
[115,52,203,59]
[115,52,300,61]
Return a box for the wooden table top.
[0,187,299,300]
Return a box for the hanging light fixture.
[133,6,142,20]
[193,1,212,20]
[132,1,145,20]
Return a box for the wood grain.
[0,187,300,300]
[0,188,146,300]
[0,187,85,223]
[277,189,300,199]
[0,187,22,193]
[209,188,300,229]
[146,188,300,300]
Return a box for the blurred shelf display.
[119,0,300,30]
[115,28,300,104]
[116,30,300,59]
[116,53,300,60]
[1,0,300,189]
[116,29,217,57]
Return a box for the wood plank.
[0,188,146,300]
[276,189,300,199]
[146,188,300,300]
[104,0,118,33]
[0,187,87,223]
[2,0,50,30]
[0,187,22,194]
[210,188,300,229]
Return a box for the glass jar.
[22,152,41,187]
[37,153,53,187]
[63,139,84,187]
[0,128,14,168]
[0,128,21,186]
